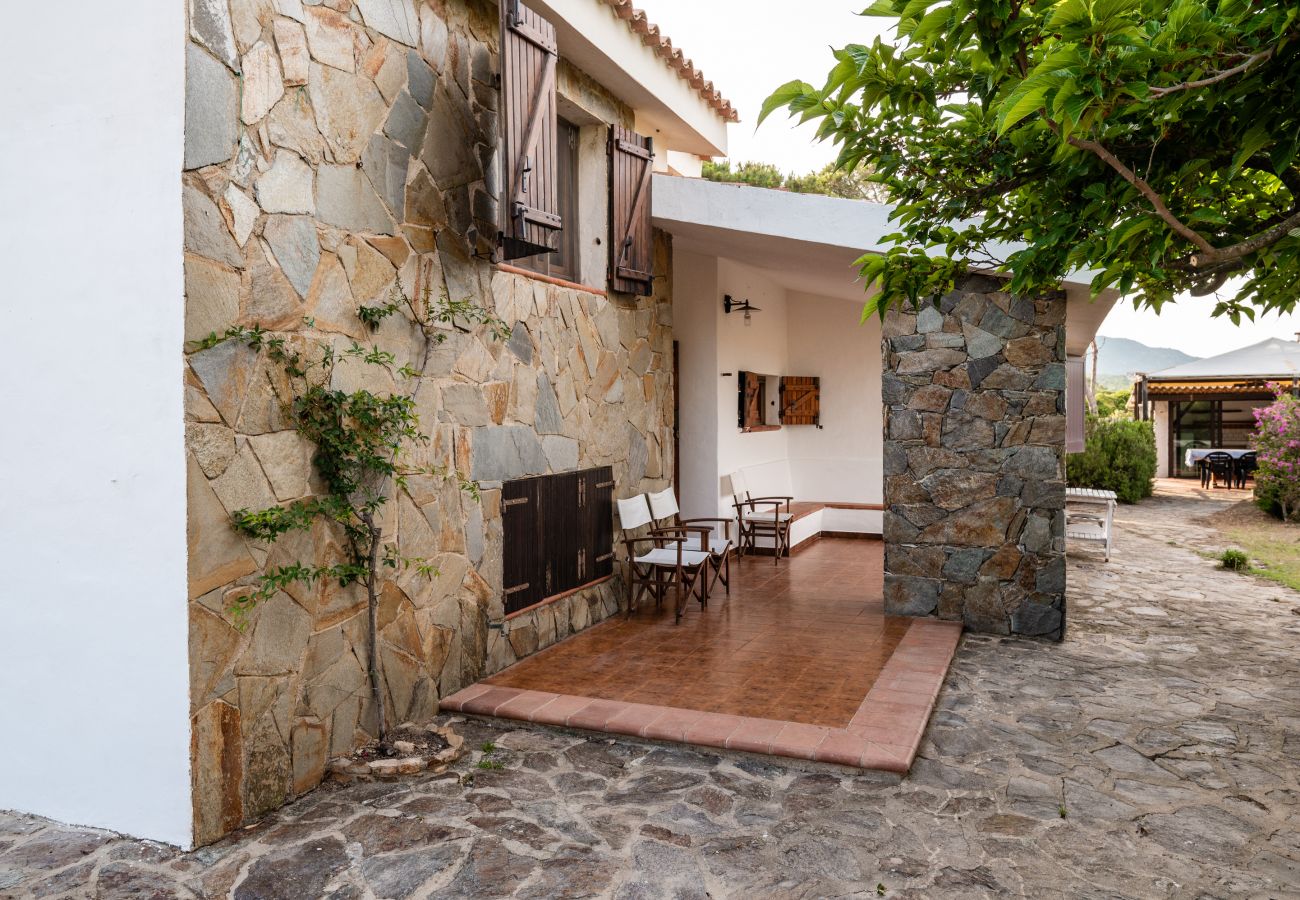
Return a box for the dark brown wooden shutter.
[502,477,542,615]
[499,1,561,260]
[501,467,614,615]
[780,376,821,426]
[541,471,581,596]
[608,126,655,295]
[584,467,615,582]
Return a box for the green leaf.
[860,0,900,15]
[758,80,816,126]
[997,85,1048,135]
[1230,123,1272,177]
[1048,0,1091,30]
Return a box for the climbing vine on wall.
[192,278,508,741]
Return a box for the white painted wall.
[576,123,610,289]
[0,0,191,846]
[714,259,791,515]
[785,291,882,506]
[673,256,882,529]
[673,248,720,520]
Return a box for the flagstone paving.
[2,483,1298,898]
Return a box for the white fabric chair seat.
[683,536,732,556]
[635,547,711,568]
[742,510,793,523]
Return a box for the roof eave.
[528,0,732,156]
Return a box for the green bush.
[1066,417,1157,504]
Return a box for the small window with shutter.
[499,1,562,260]
[608,125,655,295]
[501,467,615,617]
[779,376,821,426]
[516,118,580,281]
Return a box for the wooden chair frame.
[617,495,710,624]
[728,471,793,565]
[647,488,733,598]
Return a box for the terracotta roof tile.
[598,0,739,123]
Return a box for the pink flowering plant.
[1250,384,1300,521]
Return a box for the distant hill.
[1093,336,1199,388]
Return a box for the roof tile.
[598,0,739,123]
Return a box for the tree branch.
[1200,208,1300,264]
[1065,129,1300,267]
[1149,48,1276,97]
[1064,134,1217,255]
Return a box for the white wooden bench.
[1065,487,1116,561]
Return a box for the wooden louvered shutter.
[779,376,821,426]
[499,1,561,260]
[502,477,542,614]
[584,467,615,582]
[608,126,655,295]
[738,371,763,430]
[541,471,581,597]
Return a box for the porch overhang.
[651,175,1119,354]
[1145,378,1286,396]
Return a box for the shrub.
[1066,417,1157,504]
[1094,388,1132,419]
[1250,386,1300,521]
[1220,549,1250,571]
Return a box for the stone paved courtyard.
[2,483,1298,899]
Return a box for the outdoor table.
[1065,488,1116,561]
[1184,448,1254,488]
[1183,448,1252,467]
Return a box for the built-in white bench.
[727,459,882,556]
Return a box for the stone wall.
[882,274,1067,640]
[182,0,673,845]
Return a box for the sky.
[1098,287,1300,358]
[637,0,1300,359]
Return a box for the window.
[518,118,580,282]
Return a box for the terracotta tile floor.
[484,539,908,727]
[442,538,963,772]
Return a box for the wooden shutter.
[502,467,615,615]
[541,471,581,597]
[738,371,763,430]
[779,376,821,426]
[609,126,655,295]
[502,476,542,615]
[499,1,561,260]
[584,467,615,582]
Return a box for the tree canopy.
[702,159,890,202]
[760,0,1300,320]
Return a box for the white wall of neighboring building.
[673,254,882,526]
[0,0,191,847]
[1153,401,1171,478]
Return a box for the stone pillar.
[882,274,1067,639]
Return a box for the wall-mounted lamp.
[723,294,761,326]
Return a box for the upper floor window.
[518,118,580,283]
